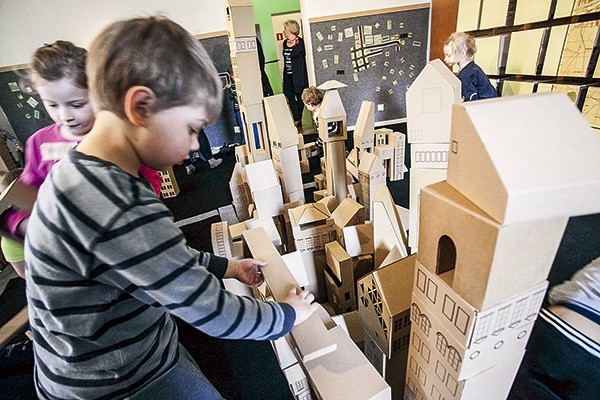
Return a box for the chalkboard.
[309,5,430,126]
[0,68,53,145]
[199,34,232,74]
[0,33,240,149]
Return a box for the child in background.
[184,128,222,175]
[25,16,318,400]
[3,41,162,239]
[301,85,323,128]
[443,32,497,101]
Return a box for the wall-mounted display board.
[0,67,53,145]
[457,0,600,134]
[309,4,430,127]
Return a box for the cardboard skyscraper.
[225,0,270,162]
[405,92,600,400]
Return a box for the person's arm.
[2,133,45,238]
[548,257,600,341]
[94,200,300,340]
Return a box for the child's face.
[36,77,94,138]
[443,44,462,67]
[139,104,208,171]
[305,103,318,113]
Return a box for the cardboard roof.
[447,92,600,224]
[331,198,364,228]
[372,254,416,315]
[409,58,461,93]
[290,202,332,227]
[354,101,375,144]
[317,84,347,120]
[264,94,299,148]
[357,152,385,175]
[317,80,348,91]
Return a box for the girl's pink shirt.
[3,124,162,236]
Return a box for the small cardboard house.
[358,254,416,358]
[229,162,252,221]
[331,198,366,246]
[353,100,375,162]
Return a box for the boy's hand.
[283,288,319,326]
[225,258,266,288]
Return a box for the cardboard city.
[200,2,600,399]
[1,2,599,399]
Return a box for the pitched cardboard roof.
[290,202,332,226]
[373,254,416,314]
[358,151,385,175]
[447,92,600,224]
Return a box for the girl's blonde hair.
[445,32,477,58]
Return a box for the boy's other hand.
[226,258,266,288]
[283,288,319,326]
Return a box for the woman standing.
[282,19,309,129]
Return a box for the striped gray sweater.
[25,150,295,399]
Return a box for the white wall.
[0,0,227,68]
[299,0,430,85]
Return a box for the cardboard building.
[245,159,284,219]
[288,202,336,301]
[358,152,386,220]
[406,58,461,144]
[317,80,349,203]
[358,254,416,399]
[229,162,252,221]
[358,254,416,359]
[372,186,409,268]
[406,92,600,399]
[225,0,270,162]
[264,94,304,204]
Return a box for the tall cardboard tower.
[317,80,349,204]
[225,0,270,163]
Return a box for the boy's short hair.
[284,20,301,36]
[445,32,477,58]
[301,86,323,106]
[87,16,222,123]
[31,41,87,89]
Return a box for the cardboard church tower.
[406,92,600,400]
[225,0,270,163]
[317,80,349,204]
